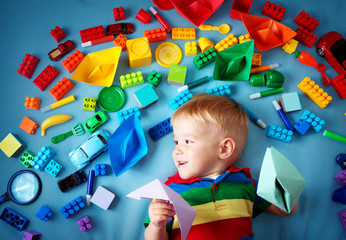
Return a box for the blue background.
[0,0,345,239]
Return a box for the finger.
[152,213,174,222]
[151,202,175,211]
[152,199,170,204]
[152,207,176,216]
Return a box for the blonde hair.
[171,93,248,160]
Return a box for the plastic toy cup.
[249,74,265,86]
[135,8,152,24]
[198,37,214,53]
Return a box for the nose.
[173,145,183,156]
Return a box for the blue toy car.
[69,130,111,170]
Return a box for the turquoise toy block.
[82,97,97,112]
[0,133,26,158]
[31,146,56,171]
[279,92,302,113]
[35,205,53,222]
[116,106,141,124]
[193,48,217,70]
[120,71,144,89]
[206,84,231,97]
[134,84,158,109]
[167,64,187,86]
[267,125,293,143]
[0,207,29,231]
[44,159,62,177]
[60,196,85,218]
[19,150,35,168]
[294,119,311,136]
[147,70,162,87]
[298,110,325,132]
[95,164,108,176]
[169,90,193,110]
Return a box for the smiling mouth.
[177,161,187,166]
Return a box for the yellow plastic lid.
[154,42,182,68]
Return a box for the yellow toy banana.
[41,114,72,136]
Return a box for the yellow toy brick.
[172,28,196,40]
[214,33,238,52]
[252,53,262,67]
[126,37,152,68]
[238,33,251,43]
[185,42,197,56]
[0,133,26,158]
[282,39,298,54]
[297,77,332,108]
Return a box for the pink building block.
[18,54,40,79]
[77,216,92,232]
[33,65,59,91]
[23,230,41,240]
[50,26,66,43]
[294,10,319,32]
[335,170,346,186]
[338,209,346,232]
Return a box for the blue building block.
[23,230,41,240]
[267,125,293,143]
[0,207,29,231]
[206,84,231,97]
[95,164,108,176]
[35,205,53,222]
[169,90,193,111]
[44,159,62,177]
[134,84,159,109]
[298,110,325,132]
[294,119,311,135]
[116,106,141,124]
[31,146,56,171]
[60,196,85,218]
[148,117,173,141]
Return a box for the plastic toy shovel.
[51,123,85,144]
[199,24,231,34]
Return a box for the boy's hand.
[148,199,176,228]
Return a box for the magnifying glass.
[0,170,42,205]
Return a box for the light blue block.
[31,146,56,171]
[206,84,231,97]
[44,159,62,177]
[116,106,141,124]
[134,84,158,108]
[298,110,325,132]
[280,92,302,113]
[169,90,193,110]
[267,125,293,143]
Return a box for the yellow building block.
[185,42,197,56]
[252,53,262,67]
[0,133,26,158]
[214,34,238,52]
[126,37,152,68]
[172,28,196,40]
[282,39,298,54]
[238,33,251,43]
[297,77,332,108]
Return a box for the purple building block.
[60,196,85,218]
[95,164,108,176]
[335,170,346,186]
[23,230,41,240]
[338,210,346,232]
[35,205,53,222]
[77,216,92,232]
[293,119,311,135]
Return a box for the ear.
[218,138,235,160]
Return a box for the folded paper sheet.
[257,147,306,212]
[108,114,148,176]
[241,14,296,52]
[127,179,197,240]
[213,40,254,81]
[71,47,122,87]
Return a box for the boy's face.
[172,115,225,179]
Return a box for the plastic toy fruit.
[41,114,72,136]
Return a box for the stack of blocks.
[49,77,74,101]
[19,150,35,168]
[113,34,127,51]
[23,230,41,240]
[20,117,39,135]
[185,42,197,56]
[0,133,26,158]
[62,49,85,73]
[294,110,325,135]
[90,186,116,210]
[35,205,53,222]
[18,54,39,79]
[214,34,238,52]
[0,207,29,231]
[148,117,173,141]
[44,159,62,177]
[171,28,196,40]
[294,10,319,48]
[169,90,193,110]
[193,48,217,70]
[83,97,97,112]
[133,84,158,109]
[267,125,293,143]
[60,196,85,218]
[126,37,152,68]
[95,164,108,176]
[167,64,187,86]
[31,146,56,171]
[77,216,92,232]
[33,65,59,91]
[147,70,162,87]
[120,71,144,89]
[50,26,66,43]
[24,97,41,110]
[206,84,231,97]
[297,77,332,108]
[116,106,141,124]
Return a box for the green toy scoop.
[51,123,85,144]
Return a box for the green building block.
[19,150,35,168]
[193,48,217,70]
[167,64,187,86]
[120,71,144,89]
[147,70,162,87]
[134,84,159,108]
[83,97,97,112]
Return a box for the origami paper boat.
[71,47,122,87]
[127,179,196,240]
[257,147,306,212]
[108,114,148,176]
[213,40,254,81]
[241,14,296,52]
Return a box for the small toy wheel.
[317,48,325,57]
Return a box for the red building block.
[62,49,85,73]
[80,25,105,43]
[294,26,317,48]
[294,10,319,32]
[49,77,74,101]
[113,7,125,21]
[18,54,40,79]
[230,0,253,21]
[113,34,127,51]
[24,97,41,110]
[50,26,66,43]
[332,74,346,99]
[33,65,59,91]
[144,28,167,43]
[19,116,39,135]
[261,1,285,22]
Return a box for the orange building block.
[49,77,74,101]
[20,117,39,135]
[172,28,196,40]
[24,97,41,110]
[62,49,85,73]
[144,28,167,43]
[113,34,128,51]
[297,77,332,108]
[252,53,262,67]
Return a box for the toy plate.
[97,86,125,112]
[155,42,182,68]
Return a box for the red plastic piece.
[294,26,317,48]
[230,0,253,21]
[144,28,167,43]
[62,49,85,73]
[48,40,75,61]
[261,1,285,22]
[113,34,128,51]
[33,65,59,91]
[331,74,346,99]
[113,7,125,21]
[50,26,66,43]
[24,97,41,110]
[80,25,105,43]
[294,10,319,32]
[153,0,174,11]
[49,77,74,101]
[18,54,40,79]
[135,8,151,24]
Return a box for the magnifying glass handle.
[0,193,11,204]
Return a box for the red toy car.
[48,40,75,61]
[316,31,346,75]
[106,23,134,36]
